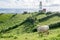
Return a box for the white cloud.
[51,0,60,4]
[0,0,17,8]
[0,0,40,8]
[0,0,60,12]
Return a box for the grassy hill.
[0,13,60,40]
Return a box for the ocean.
[0,8,39,13]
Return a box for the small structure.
[42,8,46,13]
[39,1,46,13]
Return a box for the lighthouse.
[39,1,42,10]
[39,1,46,13]
[39,1,42,12]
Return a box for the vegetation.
[0,12,60,40]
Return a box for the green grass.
[0,13,60,40]
[0,28,60,40]
[0,14,31,31]
[39,16,60,25]
[36,14,47,19]
[0,14,13,22]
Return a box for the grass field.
[0,13,60,40]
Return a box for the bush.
[26,16,37,24]
[55,12,60,16]
[0,13,4,15]
[46,12,52,15]
[10,13,17,19]
[23,11,27,14]
[49,22,60,29]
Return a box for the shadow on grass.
[38,13,60,22]
[0,13,4,16]
[32,22,60,32]
[35,12,45,16]
[9,13,17,19]
[0,21,4,23]
[49,22,60,29]
[0,16,36,33]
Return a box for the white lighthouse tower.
[39,1,42,12]
[39,1,46,13]
[40,1,42,10]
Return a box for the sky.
[0,0,60,12]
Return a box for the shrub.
[0,13,4,15]
[49,22,60,29]
[52,13,60,16]
[26,16,37,24]
[23,11,27,14]
[46,12,52,15]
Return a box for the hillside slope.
[0,13,60,40]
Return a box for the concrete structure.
[39,1,42,12]
[39,1,46,13]
[43,8,46,13]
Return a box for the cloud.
[0,0,17,8]
[0,0,40,8]
[0,0,60,12]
